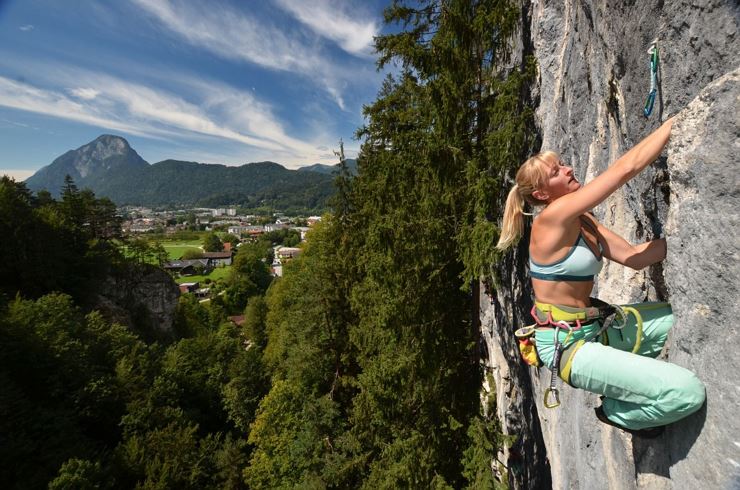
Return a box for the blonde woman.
[497,117,705,437]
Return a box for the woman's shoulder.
[534,204,588,228]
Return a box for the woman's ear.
[532,189,549,202]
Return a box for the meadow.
[161,240,203,260]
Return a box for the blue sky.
[0,0,394,179]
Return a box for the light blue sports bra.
[529,233,603,282]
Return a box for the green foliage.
[247,216,358,488]
[461,417,505,490]
[221,242,272,313]
[112,320,268,489]
[245,380,345,489]
[221,347,270,435]
[262,219,356,392]
[181,248,205,260]
[125,237,169,266]
[0,176,123,301]
[221,233,240,247]
[115,420,222,489]
[49,458,112,490]
[244,0,530,486]
[1,286,267,489]
[461,374,512,489]
[457,59,538,285]
[173,293,213,338]
[262,227,301,247]
[0,293,145,487]
[160,230,204,242]
[243,295,268,351]
[202,232,224,252]
[207,294,229,326]
[0,175,276,488]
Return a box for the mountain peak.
[74,135,135,174]
[91,134,132,148]
[25,134,149,195]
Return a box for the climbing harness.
[518,298,644,409]
[643,41,660,117]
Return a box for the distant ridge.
[297,159,358,176]
[24,135,345,211]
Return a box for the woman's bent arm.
[624,239,667,269]
[593,217,667,269]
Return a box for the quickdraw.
[643,41,659,117]
[544,320,573,408]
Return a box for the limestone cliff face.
[94,264,180,339]
[482,1,739,489]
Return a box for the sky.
[0,0,394,179]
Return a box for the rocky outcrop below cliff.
[483,1,739,488]
[93,264,180,340]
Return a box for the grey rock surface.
[95,264,180,339]
[663,68,740,489]
[482,1,740,489]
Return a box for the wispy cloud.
[0,76,161,139]
[130,0,317,72]
[0,66,334,163]
[1,118,35,129]
[274,0,378,56]
[68,87,100,100]
[19,25,34,32]
[129,0,352,108]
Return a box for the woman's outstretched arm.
[548,117,675,222]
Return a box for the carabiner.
[644,42,659,117]
[644,89,657,117]
[544,388,561,409]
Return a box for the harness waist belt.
[533,298,614,325]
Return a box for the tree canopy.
[1,1,536,487]
[244,1,536,485]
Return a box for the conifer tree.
[343,0,533,486]
[245,1,535,486]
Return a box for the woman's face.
[539,158,580,201]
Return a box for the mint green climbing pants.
[534,302,705,430]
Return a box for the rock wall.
[482,1,739,489]
[94,264,180,339]
[663,69,739,488]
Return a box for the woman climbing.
[496,117,705,437]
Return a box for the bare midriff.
[532,278,594,308]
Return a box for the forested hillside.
[91,160,335,210]
[0,176,274,488]
[2,1,536,488]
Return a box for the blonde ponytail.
[495,151,557,251]
[496,184,525,250]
